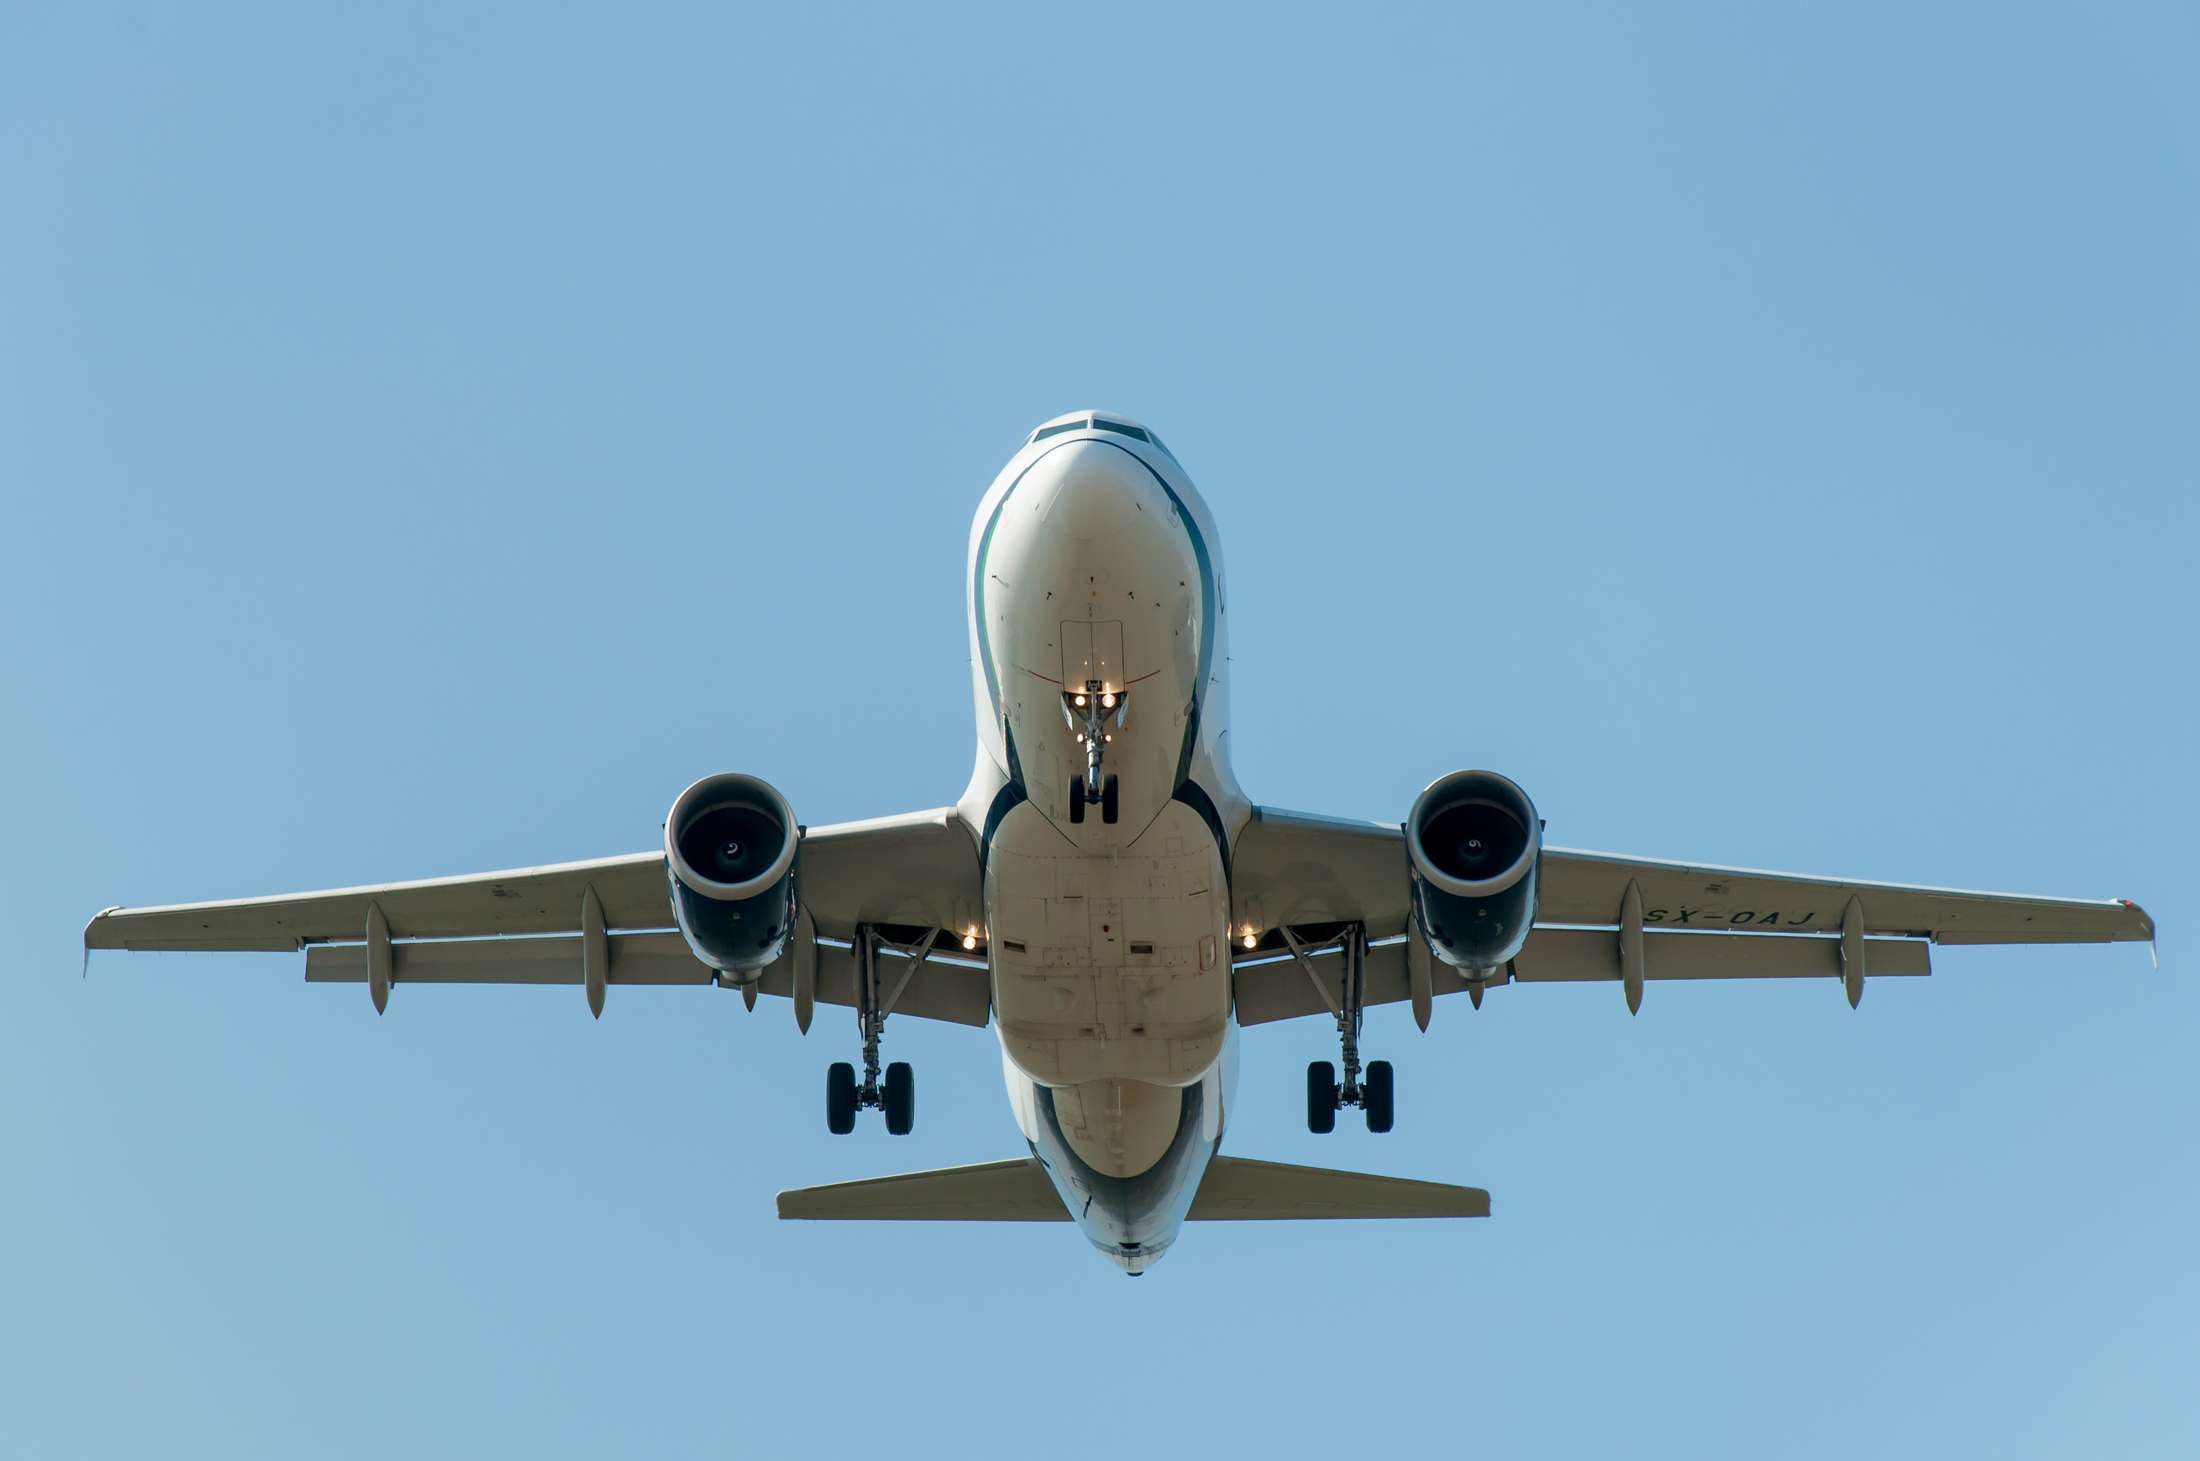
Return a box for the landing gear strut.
[1284,923,1395,1134]
[1064,681,1125,825]
[826,925,931,1135]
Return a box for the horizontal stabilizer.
[1188,1157,1489,1220]
[775,1156,1489,1223]
[778,1159,1068,1221]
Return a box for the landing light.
[1074,694,1086,707]
[1242,930,1258,950]
[962,929,978,952]
[1102,693,1116,709]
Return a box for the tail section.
[776,1156,1487,1223]
[1187,1157,1490,1220]
[777,1159,1068,1221]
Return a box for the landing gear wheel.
[883,1061,915,1136]
[1069,775,1087,825]
[1306,1060,1338,1134]
[1363,1059,1394,1133]
[1101,773,1119,824]
[826,1061,858,1135]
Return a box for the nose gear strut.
[1064,680,1125,825]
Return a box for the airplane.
[84,408,2157,1275]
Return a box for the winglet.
[2120,900,2158,969]
[82,908,120,977]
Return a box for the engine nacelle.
[664,773,799,978]
[1406,770,1542,973]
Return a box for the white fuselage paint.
[953,413,1252,1273]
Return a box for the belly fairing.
[986,798,1229,1085]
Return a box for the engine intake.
[1406,769,1542,973]
[665,773,799,977]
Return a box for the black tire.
[883,1061,915,1136]
[826,1062,858,1135]
[1364,1059,1395,1134]
[1069,775,1087,824]
[1102,773,1119,825]
[1306,1060,1337,1134]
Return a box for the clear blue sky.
[4,4,2195,1456]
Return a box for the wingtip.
[2118,899,2158,965]
[82,907,121,974]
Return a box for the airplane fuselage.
[953,411,1249,1273]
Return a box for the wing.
[1229,807,2155,1024]
[84,808,990,1025]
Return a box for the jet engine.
[1406,770,1542,973]
[664,773,799,978]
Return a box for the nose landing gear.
[1283,923,1396,1134]
[1067,773,1119,826]
[1064,681,1125,825]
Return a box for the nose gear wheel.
[1064,680,1127,825]
[1067,773,1118,826]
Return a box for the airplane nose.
[1029,439,1167,540]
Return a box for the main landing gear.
[827,1059,912,1136]
[826,925,934,1136]
[1283,923,1395,1134]
[1064,680,1126,825]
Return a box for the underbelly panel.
[987,799,1229,1086]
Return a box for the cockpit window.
[1147,432,1178,465]
[1032,419,1087,442]
[1092,420,1150,442]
